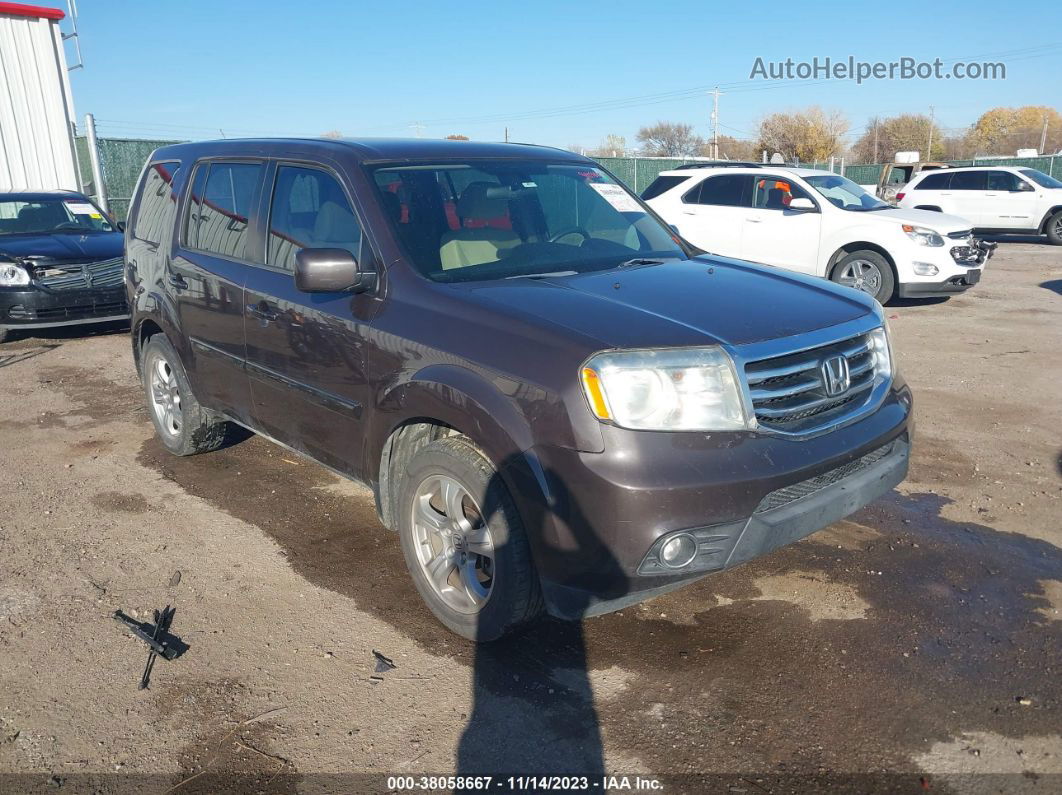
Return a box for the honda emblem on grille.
[821,355,850,397]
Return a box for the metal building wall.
[0,4,79,191]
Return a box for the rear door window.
[183,161,263,260]
[685,174,752,207]
[132,162,181,246]
[950,171,988,191]
[267,165,363,271]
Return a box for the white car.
[895,165,1062,245]
[642,165,994,303]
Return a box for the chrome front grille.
[744,332,877,432]
[35,257,124,290]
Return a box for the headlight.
[902,224,944,247]
[580,347,748,431]
[0,261,30,287]
[868,324,892,379]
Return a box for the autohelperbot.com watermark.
[749,56,1006,83]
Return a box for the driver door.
[740,176,821,276]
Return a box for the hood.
[465,257,876,350]
[0,231,124,264]
[866,207,973,233]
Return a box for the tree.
[590,134,627,157]
[756,107,849,163]
[636,122,704,157]
[850,114,945,163]
[445,134,470,140]
[320,130,343,139]
[970,106,1062,155]
[701,135,760,161]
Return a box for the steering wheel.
[548,226,590,245]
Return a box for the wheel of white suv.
[396,436,543,641]
[1046,210,1062,246]
[141,334,231,456]
[830,250,896,304]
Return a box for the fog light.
[659,533,698,569]
[912,262,939,276]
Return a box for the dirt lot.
[1,241,1060,793]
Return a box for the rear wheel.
[830,250,896,304]
[0,327,9,344]
[1046,210,1062,245]
[141,335,230,456]
[397,436,543,641]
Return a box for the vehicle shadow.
[1040,279,1062,295]
[455,457,627,786]
[0,343,60,368]
[2,319,130,346]
[980,234,1049,246]
[887,296,950,308]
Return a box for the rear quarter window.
[132,162,181,245]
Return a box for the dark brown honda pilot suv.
[125,138,912,641]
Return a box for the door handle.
[746,217,762,223]
[167,273,188,290]
[681,210,696,215]
[247,301,280,322]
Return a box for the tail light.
[896,192,906,201]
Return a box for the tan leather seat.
[439,182,520,269]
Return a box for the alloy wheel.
[149,355,183,437]
[837,259,883,296]
[410,474,495,614]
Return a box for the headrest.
[457,181,509,220]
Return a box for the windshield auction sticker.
[64,201,103,218]
[588,182,642,213]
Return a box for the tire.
[140,334,230,456]
[830,249,896,304]
[1046,210,1062,245]
[0,327,9,344]
[397,436,543,641]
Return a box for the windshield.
[804,174,890,211]
[371,161,687,282]
[0,197,115,236]
[1019,168,1062,189]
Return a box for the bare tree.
[701,135,759,161]
[850,114,945,162]
[756,107,849,163]
[320,130,343,139]
[637,122,704,158]
[445,134,470,140]
[590,134,627,157]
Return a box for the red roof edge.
[0,2,65,21]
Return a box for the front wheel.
[830,250,896,304]
[397,436,543,641]
[1046,210,1062,245]
[141,335,231,456]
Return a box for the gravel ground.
[0,240,1060,794]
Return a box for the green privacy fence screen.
[75,136,182,220]
[75,136,1062,218]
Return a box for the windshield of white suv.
[372,161,688,282]
[1019,169,1062,189]
[0,197,115,235]
[803,174,891,211]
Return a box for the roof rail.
[674,161,761,170]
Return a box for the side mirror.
[788,197,817,212]
[1015,181,1034,192]
[116,220,126,232]
[294,248,375,293]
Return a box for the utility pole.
[926,105,935,160]
[1040,115,1049,155]
[873,120,879,163]
[84,113,108,214]
[709,87,722,159]
[504,126,509,143]
[409,121,425,138]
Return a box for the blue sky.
[60,0,1061,150]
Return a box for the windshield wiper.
[505,270,579,280]
[616,257,668,268]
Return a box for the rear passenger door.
[243,161,373,477]
[674,174,751,257]
[943,170,989,225]
[171,159,265,422]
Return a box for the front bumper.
[0,285,128,330]
[895,236,994,298]
[510,385,913,619]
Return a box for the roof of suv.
[150,137,587,164]
[656,166,833,179]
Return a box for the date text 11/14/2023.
[387,775,664,791]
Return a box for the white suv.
[642,165,994,303]
[895,166,1062,245]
